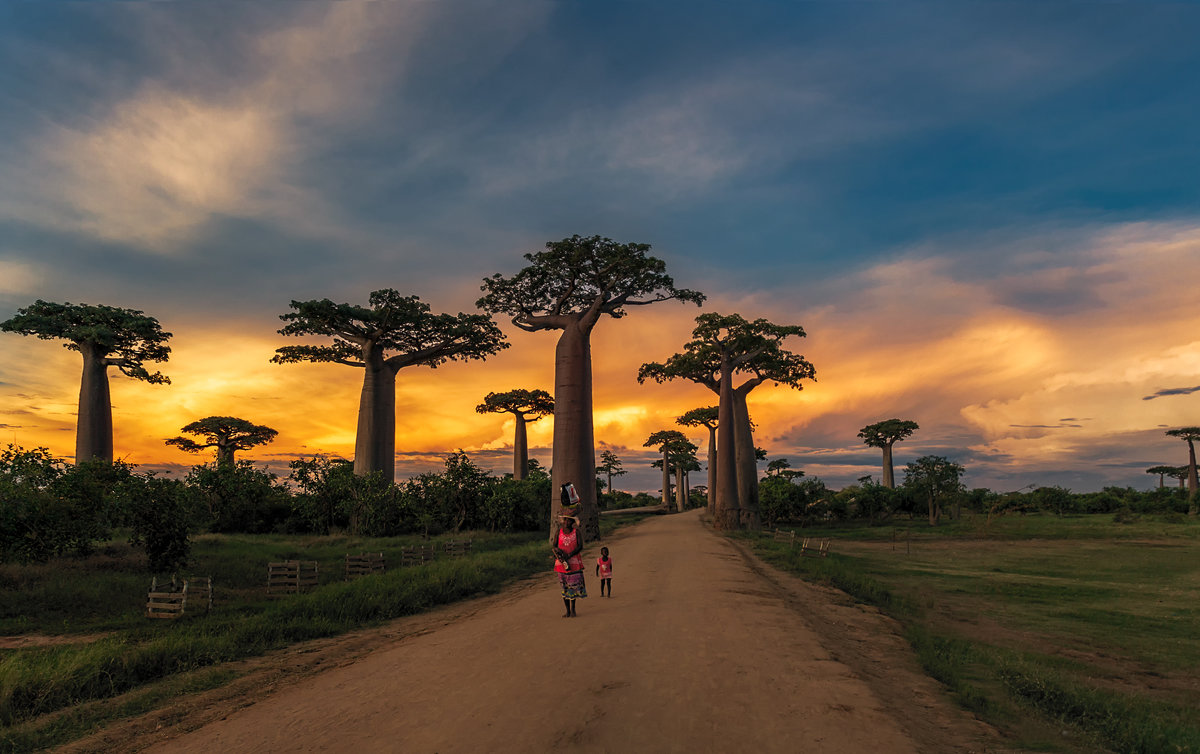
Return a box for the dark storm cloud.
[1143,385,1200,400]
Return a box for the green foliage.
[638,312,815,390]
[759,476,829,526]
[0,449,132,563]
[272,289,507,369]
[477,235,705,331]
[857,418,919,448]
[287,457,400,536]
[186,462,290,534]
[475,389,553,418]
[125,476,194,572]
[0,301,171,384]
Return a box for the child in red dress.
[595,546,613,597]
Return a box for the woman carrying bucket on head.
[552,482,587,617]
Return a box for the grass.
[749,512,1200,754]
[0,514,650,750]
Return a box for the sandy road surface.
[145,511,998,754]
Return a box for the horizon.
[1,2,1198,494]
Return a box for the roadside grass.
[1,514,649,750]
[748,513,1200,754]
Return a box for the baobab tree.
[598,449,627,497]
[645,430,690,511]
[904,455,964,526]
[638,313,815,530]
[858,419,919,489]
[1,301,171,463]
[165,416,278,469]
[1145,465,1176,489]
[272,290,507,482]
[479,235,704,539]
[677,406,718,514]
[476,389,554,480]
[1165,426,1200,515]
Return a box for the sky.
[1,1,1198,495]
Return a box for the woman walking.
[552,493,587,617]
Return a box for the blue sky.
[1,2,1198,493]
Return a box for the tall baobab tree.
[639,313,815,530]
[598,449,627,497]
[479,235,704,539]
[166,416,278,469]
[476,389,554,480]
[677,406,718,514]
[1165,427,1200,515]
[858,419,919,489]
[272,290,507,482]
[1,301,171,463]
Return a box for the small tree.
[903,455,964,526]
[677,406,718,514]
[273,290,507,482]
[1165,427,1200,515]
[1,301,171,463]
[597,449,627,498]
[479,235,703,539]
[166,416,278,469]
[765,458,804,481]
[858,419,919,489]
[1145,465,1176,489]
[476,389,554,480]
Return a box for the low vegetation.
[751,512,1200,754]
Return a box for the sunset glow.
[2,3,1198,492]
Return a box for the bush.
[186,462,291,533]
[125,475,194,572]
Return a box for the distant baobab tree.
[166,416,278,469]
[639,313,815,530]
[272,289,507,483]
[677,406,718,514]
[645,430,696,512]
[858,419,919,489]
[476,389,554,480]
[1,301,171,464]
[1165,426,1200,515]
[479,235,704,539]
[1166,466,1190,490]
[598,449,627,496]
[1145,465,1177,489]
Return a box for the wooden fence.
[443,540,473,559]
[345,552,385,580]
[146,576,212,618]
[268,560,319,594]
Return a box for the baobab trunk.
[661,448,672,511]
[732,390,761,530]
[675,465,685,512]
[706,425,716,516]
[216,445,235,470]
[76,346,113,463]
[353,350,397,482]
[882,443,895,488]
[1187,439,1198,516]
[513,416,528,480]
[713,363,740,530]
[550,322,599,540]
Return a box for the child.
[595,546,613,597]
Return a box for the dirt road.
[143,511,1002,754]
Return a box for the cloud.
[1143,385,1200,401]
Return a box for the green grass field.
[752,512,1200,754]
[0,514,650,751]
